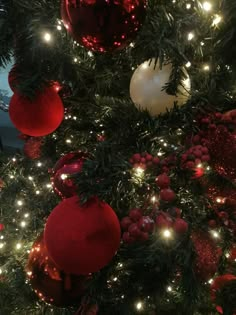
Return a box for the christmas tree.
[0,0,236,314]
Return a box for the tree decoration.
[9,88,64,137]
[191,231,221,282]
[210,274,236,314]
[181,145,210,170]
[129,152,160,169]
[8,65,18,92]
[26,233,89,307]
[23,137,43,160]
[61,0,146,52]
[130,59,190,116]
[44,196,121,275]
[0,223,5,231]
[51,151,88,199]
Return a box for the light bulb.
[162,229,172,239]
[185,61,191,68]
[16,243,22,250]
[135,302,143,311]
[43,32,52,42]
[212,14,222,26]
[202,2,212,11]
[188,32,194,41]
[17,200,23,206]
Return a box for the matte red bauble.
[51,151,88,199]
[26,233,89,307]
[9,88,64,137]
[61,0,146,52]
[192,231,220,281]
[44,196,121,275]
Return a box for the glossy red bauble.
[26,233,89,307]
[9,88,64,137]
[51,151,88,199]
[61,0,146,52]
[44,196,121,275]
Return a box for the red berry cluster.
[121,208,154,243]
[181,145,210,170]
[156,173,176,202]
[156,211,188,235]
[129,152,160,170]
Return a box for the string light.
[35,190,40,195]
[186,3,191,9]
[16,243,22,250]
[134,166,145,177]
[28,176,33,181]
[24,213,29,218]
[60,174,67,180]
[212,14,222,26]
[43,32,52,42]
[202,2,212,11]
[74,57,78,63]
[187,32,194,41]
[208,278,213,284]
[203,64,210,71]
[88,51,93,57]
[0,269,2,275]
[20,221,27,228]
[0,243,5,249]
[46,183,52,189]
[167,286,172,292]
[66,139,72,144]
[12,157,16,162]
[17,200,23,206]
[57,25,62,31]
[162,229,172,239]
[185,61,191,68]
[135,301,143,311]
[10,175,14,179]
[151,196,158,203]
[211,230,220,239]
[37,162,42,167]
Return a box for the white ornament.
[130,59,191,116]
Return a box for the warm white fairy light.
[24,213,29,218]
[162,229,172,239]
[185,61,191,68]
[12,157,16,162]
[118,263,123,268]
[0,243,5,249]
[203,64,210,71]
[135,302,143,311]
[43,32,52,42]
[74,57,78,63]
[66,139,72,144]
[37,162,42,167]
[129,42,135,48]
[16,243,22,250]
[88,51,93,57]
[202,1,212,11]
[201,41,205,46]
[197,163,203,168]
[157,152,163,156]
[113,277,118,282]
[28,176,33,181]
[17,200,23,206]
[134,166,145,178]
[35,190,40,195]
[212,14,222,26]
[186,3,191,9]
[0,236,4,240]
[60,174,67,180]
[211,230,220,239]
[0,269,2,275]
[188,32,194,41]
[225,252,230,258]
[57,25,62,31]
[46,183,52,189]
[208,278,213,284]
[151,196,157,203]
[167,286,172,292]
[10,175,14,179]
[20,221,27,228]
[216,197,223,204]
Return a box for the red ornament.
[138,216,154,233]
[23,137,43,160]
[26,233,89,307]
[51,151,88,199]
[61,0,146,52]
[155,173,170,189]
[173,218,188,235]
[129,208,143,221]
[160,188,176,202]
[210,274,236,314]
[155,213,173,229]
[191,231,220,281]
[0,223,5,231]
[9,88,64,137]
[44,196,121,275]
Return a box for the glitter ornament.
[23,137,43,160]
[51,151,88,199]
[192,231,220,281]
[26,233,89,307]
[130,59,190,116]
[61,0,146,52]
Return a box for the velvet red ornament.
[160,188,176,202]
[26,233,89,307]
[23,137,43,160]
[9,88,64,137]
[61,0,146,52]
[173,218,188,235]
[191,231,220,281]
[51,151,88,199]
[44,196,121,275]
[155,173,170,189]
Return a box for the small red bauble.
[26,233,89,307]
[51,151,88,199]
[9,88,64,137]
[173,218,188,235]
[160,188,176,202]
[129,208,143,222]
[155,214,173,229]
[44,196,121,275]
[138,216,154,233]
[155,173,170,189]
[192,231,220,281]
[120,216,133,230]
[61,0,146,52]
[0,223,5,231]
[23,137,43,160]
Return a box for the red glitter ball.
[192,231,221,281]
